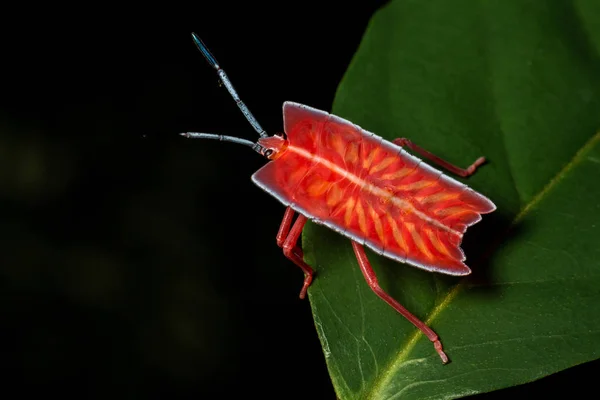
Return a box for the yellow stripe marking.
[368,203,385,245]
[369,156,397,174]
[380,167,415,181]
[362,148,381,170]
[344,142,359,164]
[436,206,473,217]
[343,197,356,226]
[331,135,345,157]
[326,184,343,207]
[419,191,461,205]
[407,222,433,260]
[426,228,451,258]
[387,215,408,253]
[355,199,367,234]
[397,180,436,191]
[306,178,330,197]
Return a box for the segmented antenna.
[180,132,261,152]
[191,33,267,138]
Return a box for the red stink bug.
[181,33,496,363]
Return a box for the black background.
[1,1,597,398]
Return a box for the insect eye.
[264,149,274,158]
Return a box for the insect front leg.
[351,241,449,364]
[393,138,486,178]
[276,207,315,299]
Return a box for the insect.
[182,33,496,364]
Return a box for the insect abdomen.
[252,102,495,275]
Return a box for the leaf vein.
[368,130,600,399]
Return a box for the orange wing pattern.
[252,102,496,275]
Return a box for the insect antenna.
[180,132,263,153]
[191,32,268,138]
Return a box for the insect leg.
[351,241,449,364]
[276,206,296,247]
[277,208,315,299]
[393,138,485,178]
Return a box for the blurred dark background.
[1,2,386,398]
[1,1,597,399]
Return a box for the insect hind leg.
[277,207,315,299]
[351,241,449,364]
[393,138,485,178]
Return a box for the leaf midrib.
[367,130,600,400]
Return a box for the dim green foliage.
[303,0,600,399]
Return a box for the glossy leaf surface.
[302,0,600,398]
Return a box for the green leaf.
[302,0,600,398]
